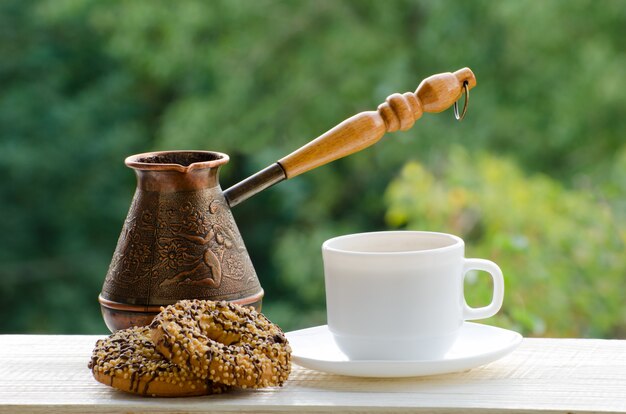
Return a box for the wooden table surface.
[0,334,625,413]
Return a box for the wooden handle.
[278,67,477,178]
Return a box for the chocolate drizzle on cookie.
[89,300,292,397]
[150,300,292,389]
[89,326,228,397]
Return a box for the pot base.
[98,292,264,332]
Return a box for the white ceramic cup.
[322,231,504,360]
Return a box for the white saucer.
[285,322,522,378]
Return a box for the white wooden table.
[0,335,624,413]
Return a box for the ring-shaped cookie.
[89,326,227,397]
[150,300,291,388]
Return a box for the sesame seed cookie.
[150,300,291,388]
[89,326,228,397]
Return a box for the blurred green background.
[1,0,624,338]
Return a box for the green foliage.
[386,147,626,337]
[0,0,624,337]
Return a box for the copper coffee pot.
[99,68,477,331]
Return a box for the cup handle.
[462,258,504,320]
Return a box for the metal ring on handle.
[454,81,469,121]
